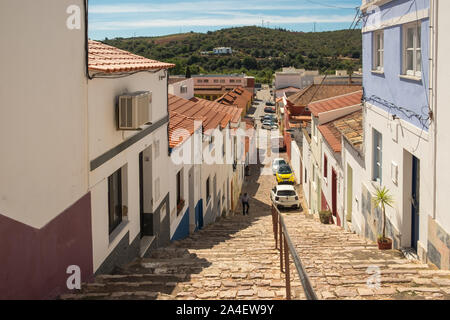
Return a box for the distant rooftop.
[308,90,363,117]
[288,84,362,107]
[192,74,248,78]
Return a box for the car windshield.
[278,190,296,196]
[275,160,286,166]
[278,166,292,174]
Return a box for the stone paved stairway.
[61,164,304,300]
[282,211,450,300]
[60,158,450,300]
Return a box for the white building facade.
[87,41,174,274]
[360,0,434,261]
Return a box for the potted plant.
[372,186,394,250]
[319,210,332,224]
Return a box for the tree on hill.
[185,66,191,78]
[101,26,362,84]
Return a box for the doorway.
[188,167,195,234]
[346,164,353,223]
[332,169,340,226]
[139,146,155,257]
[411,156,420,251]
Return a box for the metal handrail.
[272,205,318,300]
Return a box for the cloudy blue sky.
[89,0,362,40]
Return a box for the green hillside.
[102,26,362,84]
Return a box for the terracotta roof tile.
[216,86,253,111]
[168,94,231,132]
[308,91,363,117]
[88,40,174,73]
[333,110,364,152]
[169,112,201,149]
[318,123,342,153]
[190,97,242,124]
[288,84,362,106]
[317,108,363,154]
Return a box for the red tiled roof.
[317,107,364,154]
[88,40,174,73]
[168,112,201,149]
[287,84,362,107]
[216,86,253,111]
[308,91,363,117]
[190,97,242,124]
[333,110,364,152]
[168,94,231,132]
[318,123,342,153]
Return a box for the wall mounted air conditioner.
[118,91,152,130]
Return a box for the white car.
[270,185,300,209]
[272,158,287,175]
[262,121,274,130]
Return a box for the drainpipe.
[430,0,438,221]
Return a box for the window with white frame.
[372,129,382,183]
[403,22,422,77]
[108,168,123,234]
[180,85,188,94]
[373,30,384,71]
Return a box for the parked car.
[276,164,295,184]
[265,101,275,106]
[272,158,287,175]
[262,120,275,130]
[270,185,300,209]
[262,114,277,122]
[264,107,276,113]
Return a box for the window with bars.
[373,30,384,71]
[403,22,422,77]
[108,168,122,234]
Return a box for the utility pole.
[313,22,316,32]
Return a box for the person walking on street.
[241,193,250,216]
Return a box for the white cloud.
[90,14,356,30]
[89,0,356,14]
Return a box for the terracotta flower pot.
[377,237,393,250]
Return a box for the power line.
[304,7,363,106]
[304,0,357,10]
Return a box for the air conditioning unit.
[118,91,152,130]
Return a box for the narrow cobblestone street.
[61,163,304,300]
[62,156,450,300]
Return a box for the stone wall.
[427,216,450,270]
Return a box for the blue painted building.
[355,0,434,261]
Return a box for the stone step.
[60,292,112,300]
[80,281,179,295]
[96,273,188,282]
[139,260,211,268]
